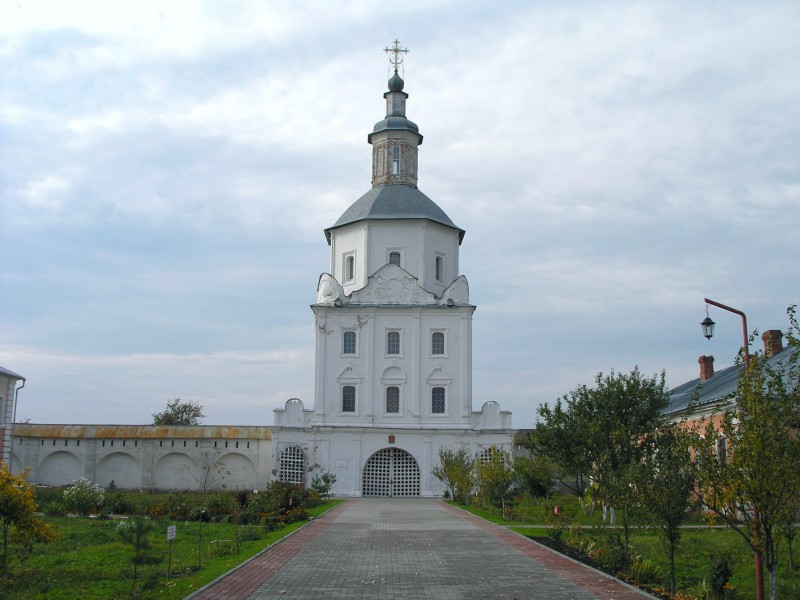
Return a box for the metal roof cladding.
[324,184,466,244]
[371,115,420,134]
[664,344,797,416]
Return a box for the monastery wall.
[9,424,273,491]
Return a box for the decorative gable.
[350,264,436,305]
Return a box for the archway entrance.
[362,447,420,497]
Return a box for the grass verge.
[2,500,344,600]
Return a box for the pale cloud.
[20,174,70,209]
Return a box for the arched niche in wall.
[96,452,140,489]
[217,452,257,490]
[39,451,82,486]
[153,452,197,491]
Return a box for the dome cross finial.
[384,39,409,73]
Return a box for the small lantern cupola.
[368,40,423,188]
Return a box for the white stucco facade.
[0,366,24,466]
[272,66,514,497]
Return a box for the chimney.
[699,355,715,381]
[762,330,783,357]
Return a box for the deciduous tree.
[475,447,514,512]
[693,310,800,600]
[632,424,697,596]
[533,367,670,559]
[152,397,204,426]
[0,465,57,574]
[432,447,474,504]
[512,453,558,499]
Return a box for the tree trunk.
[768,563,777,600]
[669,537,676,597]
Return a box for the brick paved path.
[189,498,655,600]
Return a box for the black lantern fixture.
[701,305,715,340]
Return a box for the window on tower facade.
[387,331,400,355]
[389,251,401,266]
[431,332,445,355]
[342,386,356,413]
[435,256,443,281]
[391,144,400,175]
[343,331,356,354]
[431,387,446,414]
[386,386,400,413]
[345,254,355,282]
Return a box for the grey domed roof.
[373,116,419,133]
[325,184,465,244]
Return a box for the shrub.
[105,492,136,515]
[708,557,732,599]
[596,531,628,574]
[206,492,237,520]
[164,494,193,520]
[41,500,67,517]
[627,555,661,585]
[238,525,261,542]
[63,478,105,517]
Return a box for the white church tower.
[272,42,514,497]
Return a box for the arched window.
[343,331,356,354]
[387,331,400,355]
[279,446,305,484]
[435,256,443,281]
[431,332,445,355]
[389,251,401,266]
[431,387,446,414]
[342,386,356,412]
[346,255,355,282]
[386,386,400,413]
[391,144,400,175]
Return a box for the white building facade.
[272,61,514,497]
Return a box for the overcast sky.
[2,1,798,427]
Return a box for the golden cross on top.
[384,39,409,72]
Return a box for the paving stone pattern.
[191,498,655,600]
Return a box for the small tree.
[118,517,161,595]
[432,447,474,504]
[152,397,204,426]
[693,329,800,600]
[63,477,105,517]
[186,450,230,568]
[632,424,697,596]
[530,402,594,513]
[310,472,336,499]
[0,465,57,574]
[475,447,514,512]
[534,367,669,560]
[513,453,558,499]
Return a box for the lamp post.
[701,297,761,600]
[701,297,750,369]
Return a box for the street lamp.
[700,308,715,340]
[701,297,749,369]
[701,297,759,600]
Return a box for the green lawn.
[2,500,343,600]
[451,499,800,599]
